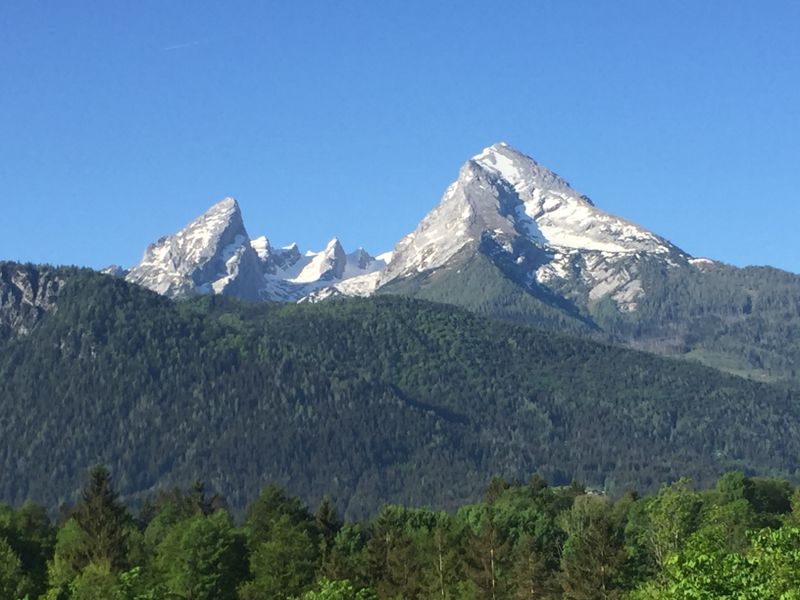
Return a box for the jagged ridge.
[123,198,388,302]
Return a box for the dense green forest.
[4,467,800,599]
[2,264,800,518]
[381,248,800,384]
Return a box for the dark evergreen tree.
[465,507,509,600]
[316,496,342,566]
[558,497,625,600]
[71,465,130,572]
[508,534,558,599]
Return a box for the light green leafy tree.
[45,518,90,597]
[295,578,378,600]
[68,560,118,600]
[154,510,246,600]
[0,536,27,600]
[240,513,319,600]
[641,479,702,571]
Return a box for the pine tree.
[508,534,557,599]
[316,496,342,564]
[365,506,425,598]
[465,507,509,600]
[558,497,624,600]
[71,465,129,572]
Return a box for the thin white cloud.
[162,39,208,52]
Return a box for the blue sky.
[2,1,798,272]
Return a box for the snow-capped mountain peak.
[291,238,347,283]
[250,235,271,261]
[125,200,388,302]
[125,196,264,299]
[382,142,690,310]
[471,142,575,197]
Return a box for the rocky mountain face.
[0,262,67,338]
[125,198,264,300]
[123,198,388,302]
[381,143,692,313]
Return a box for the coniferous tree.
[316,496,342,565]
[465,507,509,600]
[190,480,221,516]
[365,507,394,588]
[558,496,624,600]
[321,523,370,587]
[364,506,427,599]
[241,485,320,599]
[508,534,558,599]
[420,515,464,600]
[240,513,319,600]
[71,465,130,573]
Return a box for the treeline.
[3,467,800,599]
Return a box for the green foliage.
[316,497,342,566]
[0,536,27,600]
[296,578,378,600]
[558,496,625,599]
[0,500,54,598]
[240,486,320,599]
[11,468,800,599]
[3,267,800,519]
[48,518,90,593]
[71,465,130,572]
[640,479,703,570]
[321,524,370,586]
[68,561,118,600]
[154,510,246,600]
[240,515,319,599]
[383,249,800,385]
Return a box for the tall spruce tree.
[316,496,342,565]
[465,507,509,600]
[558,496,624,600]
[71,465,129,572]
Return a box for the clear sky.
[2,1,798,273]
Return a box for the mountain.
[115,144,800,383]
[2,263,800,518]
[126,197,264,300]
[123,198,387,302]
[381,142,688,313]
[378,144,800,383]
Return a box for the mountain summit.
[470,143,676,256]
[126,197,264,300]
[382,143,689,311]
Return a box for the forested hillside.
[3,468,800,599]
[603,260,800,382]
[2,263,800,517]
[381,251,800,384]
